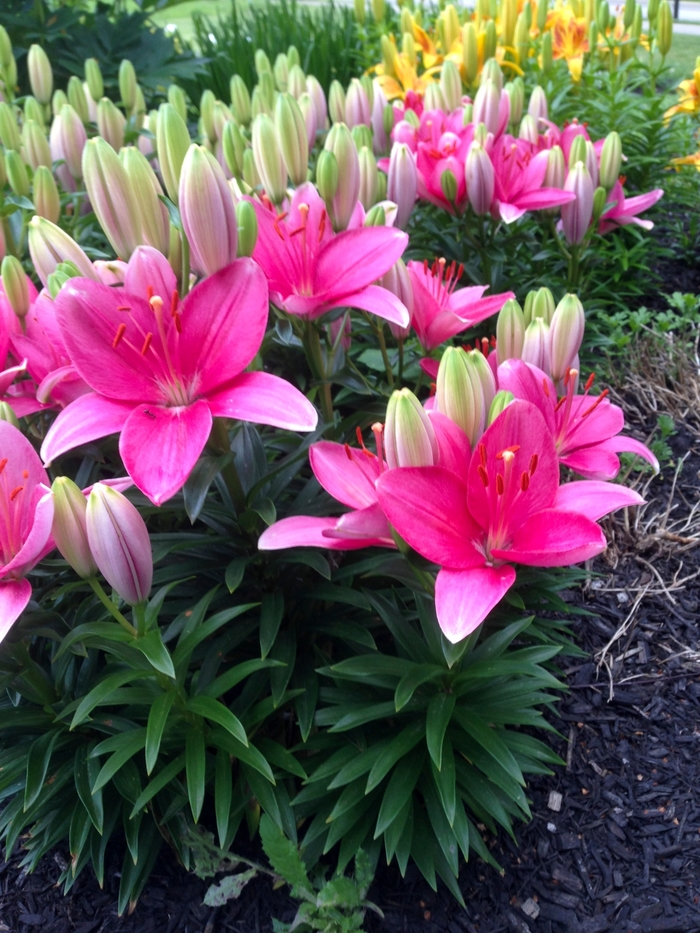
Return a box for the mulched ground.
[1,325,700,933]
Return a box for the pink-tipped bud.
[28,216,98,288]
[252,112,288,205]
[584,140,599,188]
[86,484,152,606]
[496,297,525,365]
[28,44,53,106]
[561,161,594,246]
[358,146,379,209]
[298,93,318,150]
[437,346,495,446]
[179,143,238,276]
[274,93,308,186]
[465,141,494,215]
[306,75,328,132]
[527,85,548,122]
[472,79,500,136]
[287,64,306,100]
[82,137,142,260]
[120,146,170,256]
[599,131,622,191]
[548,293,585,384]
[328,80,346,125]
[385,387,439,469]
[371,80,390,154]
[97,97,126,152]
[440,59,463,112]
[51,477,97,579]
[518,114,539,145]
[387,141,416,230]
[56,104,87,180]
[22,120,51,171]
[544,144,565,190]
[345,78,371,128]
[521,318,551,372]
[324,122,360,231]
[382,258,413,339]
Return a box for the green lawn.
[150,0,234,43]
[666,33,700,80]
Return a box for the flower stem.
[180,231,191,298]
[304,322,334,428]
[210,417,247,514]
[89,578,137,636]
[375,321,395,389]
[397,338,404,385]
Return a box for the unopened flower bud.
[537,0,548,30]
[228,74,251,126]
[5,150,30,198]
[522,318,551,371]
[275,93,308,185]
[631,5,643,41]
[324,122,360,230]
[544,144,565,189]
[306,75,328,131]
[385,387,439,468]
[252,113,288,205]
[482,57,503,91]
[461,22,479,85]
[387,141,416,230]
[488,390,515,425]
[23,96,44,130]
[51,477,97,579]
[1,255,30,319]
[518,114,539,145]
[541,30,553,72]
[437,346,495,446]
[500,0,518,46]
[363,204,386,227]
[28,216,97,288]
[316,149,339,202]
[372,0,386,22]
[242,147,260,189]
[251,86,269,120]
[505,77,525,126]
[118,59,137,113]
[592,185,607,221]
[235,200,258,257]
[97,97,126,151]
[561,162,594,246]
[358,146,378,209]
[52,90,68,118]
[0,102,20,151]
[585,140,599,187]
[67,75,89,123]
[28,44,52,105]
[588,19,599,51]
[352,123,373,150]
[22,119,51,171]
[345,78,371,128]
[199,89,216,144]
[222,119,246,177]
[262,70,278,109]
[465,141,495,215]
[287,64,306,101]
[381,258,413,338]
[255,49,272,78]
[440,58,462,111]
[55,104,87,180]
[32,165,60,223]
[179,144,238,275]
[423,83,445,112]
[657,0,672,55]
[568,134,587,169]
[440,168,458,204]
[623,0,636,29]
[354,0,366,23]
[287,44,300,68]
[528,85,548,122]
[298,92,318,149]
[86,484,152,606]
[166,84,188,124]
[120,146,170,255]
[473,79,500,136]
[496,298,525,364]
[83,137,142,259]
[549,293,585,383]
[273,53,289,92]
[600,130,622,191]
[156,103,191,203]
[596,0,610,31]
[85,57,103,102]
[328,80,346,125]
[514,11,530,62]
[0,402,19,428]
[529,286,555,325]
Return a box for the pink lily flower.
[598,181,664,234]
[40,250,318,506]
[414,114,473,213]
[407,259,514,351]
[497,359,659,479]
[491,136,576,224]
[251,182,409,328]
[0,421,55,640]
[376,401,643,642]
[259,412,471,552]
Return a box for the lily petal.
[493,509,606,566]
[41,393,132,466]
[259,515,386,551]
[309,442,380,510]
[315,227,408,297]
[207,371,318,432]
[435,565,516,643]
[326,284,410,328]
[0,578,32,641]
[2,489,54,578]
[553,481,644,521]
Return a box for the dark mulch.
[2,360,700,933]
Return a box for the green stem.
[134,602,147,638]
[304,322,334,428]
[89,578,137,636]
[398,338,404,385]
[180,231,191,298]
[210,417,247,514]
[375,322,394,389]
[568,245,581,290]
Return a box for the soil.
[1,331,700,933]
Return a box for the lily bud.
[372,0,386,22]
[423,82,446,112]
[631,5,642,42]
[28,216,97,288]
[255,49,272,78]
[382,258,413,338]
[585,140,599,187]
[120,146,170,255]
[549,293,585,384]
[242,148,260,189]
[465,141,495,215]
[440,168,458,204]
[52,90,68,118]
[522,318,550,371]
[352,124,373,151]
[437,347,495,446]
[488,390,515,425]
[354,0,366,23]
[461,23,479,85]
[387,142,416,230]
[537,0,548,30]
[568,134,587,169]
[199,89,216,144]
[228,74,251,126]
[541,30,553,73]
[473,79,500,136]
[251,113,288,204]
[505,77,525,126]
[588,20,599,53]
[363,204,385,227]
[514,11,530,63]
[57,104,88,180]
[561,162,594,246]
[32,165,60,223]
[385,388,439,469]
[482,57,503,92]
[623,0,636,29]
[1,256,30,319]
[298,92,318,149]
[83,137,142,259]
[0,26,15,99]
[51,477,97,579]
[383,101,396,138]
[544,144,565,189]
[222,119,246,177]
[156,103,191,204]
[496,298,525,364]
[5,150,30,198]
[324,122,360,231]
[287,65,306,100]
[328,80,346,125]
[86,484,152,606]
[97,97,126,151]
[274,93,308,186]
[518,114,539,145]
[656,0,672,55]
[24,96,45,129]
[528,85,548,122]
[0,402,19,428]
[212,101,233,147]
[119,59,137,113]
[85,57,104,102]
[500,0,518,45]
[345,78,371,128]
[28,44,53,105]
[22,120,51,171]
[306,75,328,131]
[167,84,188,124]
[179,144,237,275]
[67,76,89,123]
[0,102,21,151]
[528,286,556,325]
[358,146,379,209]
[236,200,258,257]
[273,53,289,92]
[287,45,300,69]
[599,130,622,191]
[316,149,339,202]
[596,0,610,31]
[251,86,269,120]
[439,59,462,113]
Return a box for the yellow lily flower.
[670,150,700,171]
[664,68,700,121]
[546,5,589,80]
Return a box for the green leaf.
[203,869,258,907]
[395,664,445,711]
[270,630,295,708]
[186,696,248,746]
[426,692,456,770]
[242,762,283,830]
[175,604,258,673]
[129,754,186,818]
[92,730,147,793]
[293,656,318,743]
[366,721,424,792]
[117,820,162,915]
[327,700,401,733]
[215,747,233,848]
[69,804,91,868]
[183,452,230,523]
[259,814,310,893]
[186,726,207,822]
[454,709,526,787]
[210,730,275,784]
[134,629,175,678]
[145,692,176,775]
[330,655,414,680]
[260,592,284,660]
[70,670,153,729]
[123,806,143,865]
[224,557,249,593]
[24,730,60,811]
[431,736,456,827]
[375,750,424,837]
[74,743,104,834]
[202,658,285,698]
[255,739,307,780]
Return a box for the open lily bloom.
[251,182,409,327]
[497,359,658,479]
[0,422,54,639]
[491,137,576,224]
[377,401,643,642]
[598,181,664,235]
[41,249,318,506]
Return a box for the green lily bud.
[287,45,300,69]
[120,146,170,255]
[316,149,339,202]
[372,0,386,22]
[52,89,68,118]
[505,80,525,127]
[213,101,233,144]
[385,387,439,468]
[28,216,97,287]
[474,121,489,145]
[496,298,525,364]
[549,293,585,384]
[200,89,216,143]
[541,30,553,72]
[51,477,98,580]
[164,84,187,124]
[255,49,272,77]
[235,200,258,257]
[588,20,599,53]
[648,0,659,22]
[222,120,246,177]
[83,137,142,259]
[259,70,276,110]
[631,5,642,41]
[156,103,191,204]
[32,165,60,224]
[530,286,555,325]
[328,80,346,125]
[324,122,360,230]
[251,86,270,119]
[24,95,45,129]
[440,167,458,204]
[179,144,238,275]
[514,11,530,63]
[437,346,496,446]
[0,402,19,428]
[354,0,366,24]
[482,56,503,92]
[85,58,104,102]
[251,113,287,204]
[0,102,21,151]
[500,0,518,45]
[364,204,386,226]
[242,147,260,189]
[229,74,252,125]
[522,317,550,371]
[599,131,621,191]
[0,25,13,74]
[518,114,538,145]
[273,53,289,92]
[403,32,417,66]
[381,35,398,78]
[358,145,378,209]
[67,75,89,123]
[27,44,53,105]
[423,82,446,112]
[488,390,515,425]
[592,185,607,222]
[58,104,87,180]
[656,0,672,54]
[462,103,474,125]
[6,150,30,198]
[544,144,565,189]
[462,23,479,85]
[623,0,636,28]
[360,74,374,113]
[22,119,51,171]
[596,0,610,31]
[568,134,587,170]
[119,59,137,113]
[1,255,30,319]
[537,0,548,30]
[383,102,395,138]
[275,93,308,186]
[97,97,126,151]
[0,150,6,188]
[351,125,372,152]
[287,64,306,101]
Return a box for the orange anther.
[112,323,127,348]
[10,485,24,501]
[170,289,179,318]
[477,464,489,487]
[529,454,538,475]
[0,458,7,475]
[479,443,487,467]
[520,471,530,492]
[496,474,504,495]
[584,372,595,392]
[146,285,154,300]
[140,332,153,355]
